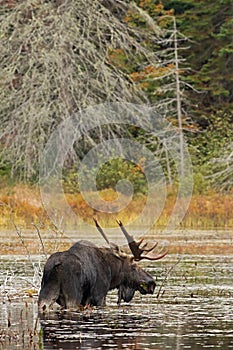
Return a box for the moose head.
[94,218,168,304]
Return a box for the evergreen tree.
[162,0,233,123]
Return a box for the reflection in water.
[40,309,152,350]
[38,293,233,350]
[0,252,233,349]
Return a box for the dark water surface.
[0,231,233,350]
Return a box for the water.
[0,230,233,350]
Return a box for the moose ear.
[130,256,135,263]
[111,244,122,257]
[111,244,127,259]
[110,242,120,252]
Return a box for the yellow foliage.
[0,184,233,230]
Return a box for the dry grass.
[0,184,233,230]
[0,184,232,256]
[0,184,45,227]
[185,192,233,228]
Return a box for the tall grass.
[0,184,233,229]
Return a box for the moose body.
[38,220,167,312]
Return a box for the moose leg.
[60,256,84,309]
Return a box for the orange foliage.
[186,193,233,228]
[0,184,46,227]
[0,185,233,256]
[107,48,127,69]
[125,1,174,28]
[0,184,233,229]
[130,64,175,87]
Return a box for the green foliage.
[163,0,233,118]
[188,112,233,190]
[62,166,80,194]
[0,159,14,186]
[192,172,209,195]
[0,163,10,177]
[161,0,233,191]
[125,0,174,29]
[190,113,233,166]
[62,158,148,195]
[96,158,147,194]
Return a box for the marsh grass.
[0,184,233,257]
[0,184,233,229]
[0,298,41,350]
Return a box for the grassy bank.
[0,184,233,229]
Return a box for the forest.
[0,0,232,228]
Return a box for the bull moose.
[38,219,167,312]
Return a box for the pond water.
[0,231,233,350]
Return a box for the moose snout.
[147,280,156,294]
[38,300,58,314]
[138,280,156,295]
[38,301,49,313]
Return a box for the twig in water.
[11,217,34,267]
[156,256,181,300]
[32,223,47,259]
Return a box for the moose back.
[38,220,167,311]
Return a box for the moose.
[38,219,167,312]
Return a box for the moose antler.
[116,219,168,261]
[93,218,119,251]
[93,217,110,245]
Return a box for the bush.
[62,158,148,195]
